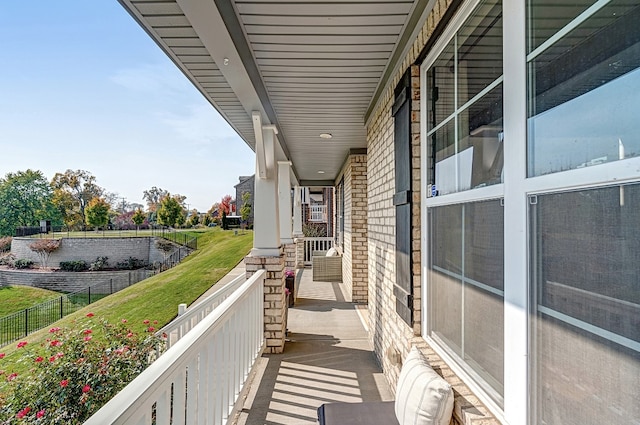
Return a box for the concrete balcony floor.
[234,269,393,424]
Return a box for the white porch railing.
[158,274,246,348]
[304,237,334,265]
[309,204,327,222]
[84,270,266,425]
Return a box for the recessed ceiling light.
[317,170,325,174]
[223,58,230,66]
[319,133,332,139]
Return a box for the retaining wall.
[10,237,169,268]
[0,268,152,294]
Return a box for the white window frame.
[420,0,509,421]
[423,1,640,424]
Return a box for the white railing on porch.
[158,274,246,348]
[84,270,266,425]
[309,204,327,222]
[304,237,334,265]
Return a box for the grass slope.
[0,286,60,317]
[0,228,252,381]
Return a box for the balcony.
[85,265,391,424]
[309,205,328,223]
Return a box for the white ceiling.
[119,0,430,185]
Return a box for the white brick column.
[246,111,286,354]
[245,253,285,354]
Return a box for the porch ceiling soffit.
[119,0,430,183]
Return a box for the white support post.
[251,112,281,257]
[293,186,303,237]
[278,162,293,245]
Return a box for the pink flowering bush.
[0,314,165,424]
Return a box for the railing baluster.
[84,270,266,425]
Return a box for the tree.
[157,195,184,227]
[132,209,146,232]
[222,211,228,230]
[29,239,61,269]
[52,188,82,229]
[143,187,169,214]
[0,170,60,236]
[85,198,111,231]
[208,203,221,224]
[240,191,252,229]
[188,210,200,227]
[202,214,212,227]
[113,211,134,230]
[219,195,232,217]
[51,169,104,228]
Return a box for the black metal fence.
[0,275,147,348]
[151,227,198,250]
[14,226,42,237]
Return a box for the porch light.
[319,133,332,139]
[317,170,325,174]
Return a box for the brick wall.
[245,252,286,354]
[11,237,169,267]
[365,0,500,423]
[337,153,368,303]
[283,242,296,270]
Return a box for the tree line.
[0,169,244,237]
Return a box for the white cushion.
[325,247,339,256]
[395,346,454,425]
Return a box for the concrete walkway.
[235,269,393,425]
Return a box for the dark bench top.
[318,401,399,425]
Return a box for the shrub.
[28,239,61,268]
[0,315,165,424]
[13,259,33,269]
[0,253,15,266]
[89,256,109,271]
[302,223,327,237]
[0,236,12,253]
[59,261,89,272]
[116,257,146,270]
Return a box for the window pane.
[458,84,503,189]
[527,0,595,53]
[530,184,640,425]
[426,42,455,132]
[429,205,463,355]
[464,200,504,396]
[433,118,457,195]
[527,1,640,176]
[457,0,502,106]
[429,200,504,403]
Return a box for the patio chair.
[312,249,342,282]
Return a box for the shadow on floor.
[235,271,392,425]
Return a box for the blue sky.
[0,1,255,212]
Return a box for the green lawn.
[0,227,253,383]
[0,286,61,317]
